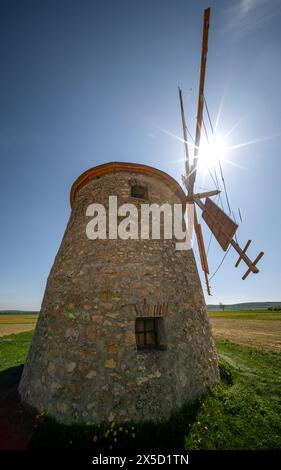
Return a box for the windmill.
[19,7,262,426]
[178,7,264,295]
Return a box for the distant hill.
[207,302,281,311]
[0,310,39,315]
[1,302,281,314]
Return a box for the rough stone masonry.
[19,162,219,424]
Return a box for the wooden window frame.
[135,317,165,351]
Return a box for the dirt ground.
[0,324,36,337]
[0,315,37,337]
[210,318,281,352]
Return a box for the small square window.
[135,317,166,350]
[131,185,148,200]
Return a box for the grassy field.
[0,330,280,449]
[0,330,33,372]
[209,310,281,320]
[185,340,281,449]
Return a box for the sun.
[198,135,227,171]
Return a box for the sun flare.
[198,135,227,171]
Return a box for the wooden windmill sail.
[179,7,264,295]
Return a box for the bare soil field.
[210,318,281,352]
[0,315,37,337]
[1,314,281,352]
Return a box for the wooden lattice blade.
[202,197,238,251]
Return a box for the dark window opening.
[131,185,148,200]
[135,317,166,351]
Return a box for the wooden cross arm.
[235,240,251,268]
[242,251,264,280]
[187,189,220,202]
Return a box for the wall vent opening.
[131,185,148,200]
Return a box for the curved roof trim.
[70,161,186,207]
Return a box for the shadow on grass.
[0,365,37,450]
[0,364,203,450]
[28,401,202,451]
[1,360,236,450]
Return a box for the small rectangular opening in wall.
[131,185,148,200]
[135,317,167,351]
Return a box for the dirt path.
[0,324,36,337]
[210,318,281,352]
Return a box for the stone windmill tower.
[20,7,263,425]
[19,161,219,424]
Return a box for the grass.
[1,330,281,449]
[0,330,34,372]
[185,340,281,449]
[209,310,281,320]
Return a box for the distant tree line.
[268,306,281,311]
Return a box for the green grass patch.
[185,340,281,449]
[0,330,34,372]
[209,310,281,320]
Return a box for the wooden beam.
[230,239,259,274]
[195,221,209,274]
[204,271,211,296]
[194,206,211,295]
[194,198,205,211]
[235,240,251,268]
[188,7,211,196]
[242,251,264,280]
[187,189,220,201]
[178,87,190,179]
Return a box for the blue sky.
[0,0,280,310]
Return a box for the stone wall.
[19,166,219,424]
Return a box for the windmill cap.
[70,161,186,208]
